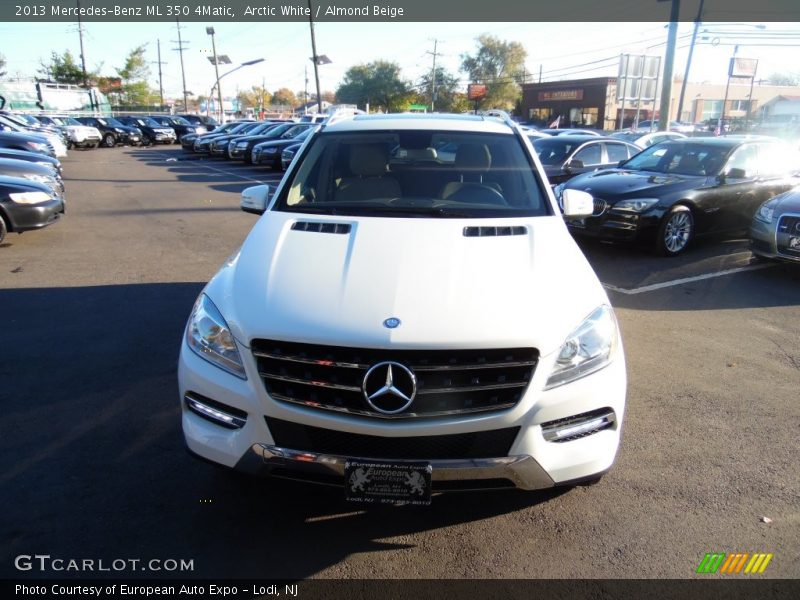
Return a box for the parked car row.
[181,118,316,170]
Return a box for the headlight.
[9,191,52,204]
[236,141,249,148]
[754,197,779,224]
[552,183,565,211]
[264,147,278,154]
[114,128,125,133]
[26,141,47,150]
[613,198,659,212]
[186,294,246,379]
[545,305,619,389]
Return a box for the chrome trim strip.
[268,393,516,419]
[236,444,555,491]
[417,381,528,395]
[260,372,361,393]
[252,350,535,372]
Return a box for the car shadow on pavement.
[0,282,571,580]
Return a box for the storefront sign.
[467,83,488,101]
[538,89,584,101]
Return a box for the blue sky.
[1,21,798,101]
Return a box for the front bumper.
[566,207,664,243]
[750,215,800,263]
[179,335,627,491]
[4,198,65,232]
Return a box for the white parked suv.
[179,112,627,505]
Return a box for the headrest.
[455,144,491,171]
[405,148,438,160]
[349,144,389,177]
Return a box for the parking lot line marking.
[602,263,773,295]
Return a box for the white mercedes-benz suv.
[179,113,626,505]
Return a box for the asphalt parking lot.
[1,145,798,581]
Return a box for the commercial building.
[520,76,800,130]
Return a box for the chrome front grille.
[251,340,538,419]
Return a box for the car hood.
[565,168,706,199]
[0,158,54,177]
[205,212,609,356]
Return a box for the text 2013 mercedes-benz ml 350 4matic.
[178,113,627,505]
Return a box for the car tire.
[0,214,7,245]
[102,133,116,148]
[142,135,152,146]
[656,205,694,256]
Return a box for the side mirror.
[618,159,627,167]
[241,184,270,215]
[562,189,594,217]
[564,158,584,173]
[724,167,747,180]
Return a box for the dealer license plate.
[344,460,432,506]
[789,236,800,250]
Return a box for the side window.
[725,145,759,179]
[757,143,800,178]
[605,143,630,163]
[573,143,602,166]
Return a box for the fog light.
[185,393,247,429]
[541,408,615,442]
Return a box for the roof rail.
[481,109,518,130]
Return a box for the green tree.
[460,34,527,111]
[336,61,411,112]
[272,87,297,108]
[417,67,464,113]
[116,45,154,106]
[38,50,89,85]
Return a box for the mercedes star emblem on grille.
[362,361,417,414]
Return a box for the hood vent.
[463,226,527,237]
[291,221,352,234]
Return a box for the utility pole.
[658,0,681,131]
[172,18,190,111]
[538,64,542,84]
[676,0,704,124]
[304,64,309,114]
[426,39,440,112]
[76,0,88,86]
[206,27,224,123]
[152,39,167,109]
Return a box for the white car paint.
[179,114,627,495]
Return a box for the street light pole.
[308,0,323,114]
[209,58,265,120]
[676,0,704,124]
[657,0,681,131]
[206,27,225,123]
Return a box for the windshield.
[169,116,191,126]
[622,142,729,176]
[531,137,583,165]
[276,130,550,218]
[99,118,125,127]
[133,117,160,127]
[282,125,311,139]
[60,117,83,126]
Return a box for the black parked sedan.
[76,117,142,147]
[531,134,640,186]
[0,175,65,245]
[0,131,56,157]
[177,114,218,133]
[558,137,800,255]
[251,127,315,169]
[227,122,304,163]
[149,115,200,142]
[116,117,176,145]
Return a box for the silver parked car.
[751,186,800,263]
